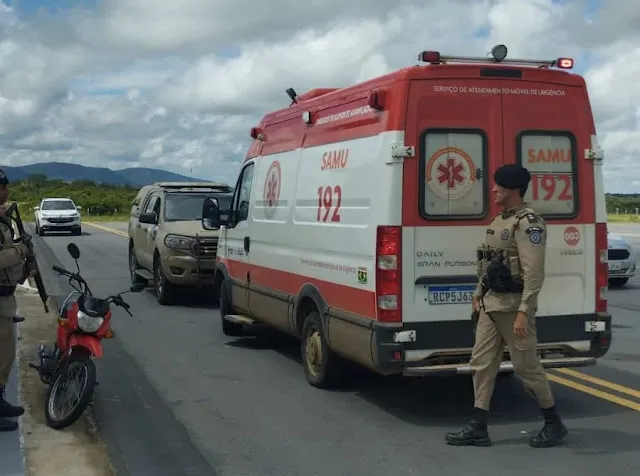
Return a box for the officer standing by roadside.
[0,170,28,432]
[445,164,568,449]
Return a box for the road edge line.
[84,222,128,238]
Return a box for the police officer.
[0,169,29,432]
[445,164,567,449]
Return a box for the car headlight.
[77,310,104,333]
[164,234,197,254]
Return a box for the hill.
[1,162,205,186]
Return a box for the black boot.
[0,416,18,432]
[529,405,568,448]
[445,408,492,446]
[0,386,24,419]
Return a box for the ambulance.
[208,44,612,388]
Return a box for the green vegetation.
[10,174,136,222]
[606,193,640,223]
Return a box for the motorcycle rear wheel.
[45,355,97,430]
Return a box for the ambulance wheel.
[301,311,345,388]
[220,279,243,337]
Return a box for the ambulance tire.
[220,279,243,337]
[301,311,345,389]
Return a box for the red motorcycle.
[29,243,145,429]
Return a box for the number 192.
[316,185,342,222]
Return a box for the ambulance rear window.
[419,129,488,219]
[517,131,578,218]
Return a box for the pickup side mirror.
[33,206,39,211]
[138,212,158,225]
[76,205,83,210]
[202,197,221,230]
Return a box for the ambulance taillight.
[595,223,608,313]
[375,226,402,323]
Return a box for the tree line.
[606,193,640,214]
[10,173,139,216]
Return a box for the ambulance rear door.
[402,77,505,323]
[500,77,596,317]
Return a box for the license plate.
[427,285,476,305]
[608,261,622,271]
[585,321,606,332]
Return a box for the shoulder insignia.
[525,226,544,244]
[500,229,510,240]
[487,229,495,235]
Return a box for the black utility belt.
[487,284,524,294]
[0,285,17,297]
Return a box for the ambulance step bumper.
[223,314,257,325]
[402,356,596,377]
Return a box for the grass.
[83,214,129,223]
[607,214,640,224]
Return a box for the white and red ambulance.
[209,45,611,388]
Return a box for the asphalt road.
[24,221,640,476]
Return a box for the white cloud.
[0,0,638,191]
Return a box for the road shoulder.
[16,286,115,476]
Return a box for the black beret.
[494,164,530,190]
[0,169,8,186]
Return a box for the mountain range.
[2,162,207,186]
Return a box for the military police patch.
[529,230,542,244]
[525,226,544,244]
[500,229,509,240]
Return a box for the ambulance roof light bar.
[418,44,574,70]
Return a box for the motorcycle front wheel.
[44,355,97,430]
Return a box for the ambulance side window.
[419,129,487,219]
[231,163,255,225]
[516,131,577,218]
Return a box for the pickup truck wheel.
[220,279,243,336]
[129,245,147,286]
[301,311,345,389]
[154,258,175,305]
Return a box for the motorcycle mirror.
[130,283,146,293]
[67,243,80,260]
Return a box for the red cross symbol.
[437,158,465,189]
[266,172,278,206]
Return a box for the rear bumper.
[372,312,612,377]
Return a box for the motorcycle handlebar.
[52,265,68,274]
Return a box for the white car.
[608,233,636,287]
[34,198,82,236]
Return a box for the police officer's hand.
[472,296,480,312]
[513,311,528,338]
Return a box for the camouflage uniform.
[445,164,568,449]
[0,169,28,432]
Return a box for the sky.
[0,0,638,192]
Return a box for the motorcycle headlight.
[77,310,104,333]
[164,234,197,254]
